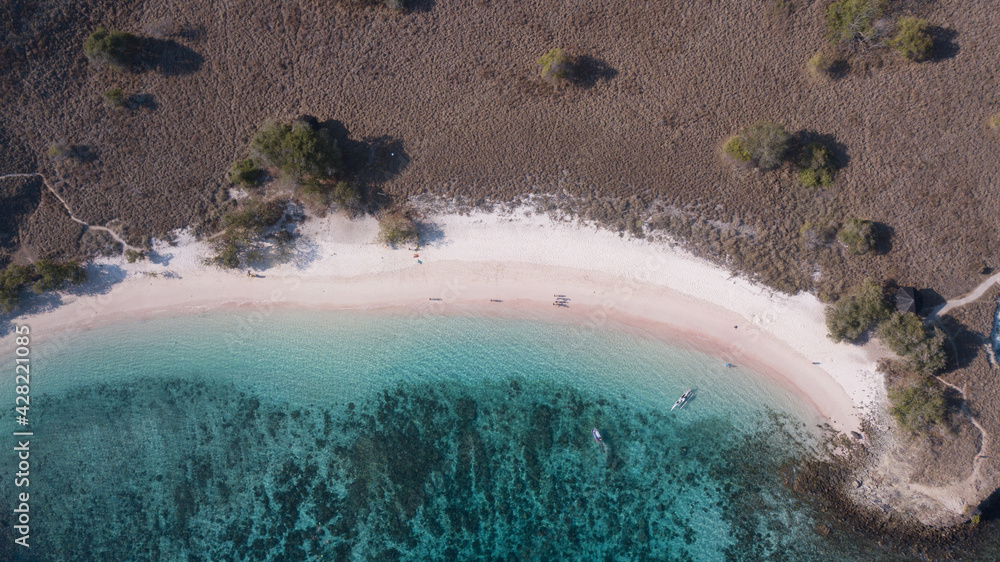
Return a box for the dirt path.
[934,272,1000,318]
[0,172,137,253]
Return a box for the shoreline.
[2,208,884,433]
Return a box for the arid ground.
[2,0,998,297]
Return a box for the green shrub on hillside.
[825,279,890,342]
[228,159,265,187]
[877,312,947,375]
[990,114,1000,131]
[798,143,837,187]
[251,121,343,180]
[724,121,790,169]
[889,17,933,61]
[889,381,947,434]
[377,211,419,247]
[826,0,886,44]
[84,28,142,69]
[104,88,126,108]
[837,218,876,255]
[807,52,834,78]
[538,48,572,87]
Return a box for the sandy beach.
[5,207,884,432]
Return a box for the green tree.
[889,381,947,434]
[723,121,790,170]
[876,312,947,375]
[826,0,886,44]
[798,143,837,187]
[837,218,876,255]
[889,17,933,61]
[32,260,87,293]
[825,279,890,342]
[84,28,142,69]
[251,121,343,180]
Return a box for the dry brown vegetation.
[1,0,997,298]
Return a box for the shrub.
[798,143,837,187]
[47,141,74,162]
[722,137,751,163]
[799,221,836,250]
[877,312,947,375]
[124,249,146,263]
[228,159,265,187]
[84,27,142,69]
[207,199,286,269]
[538,48,572,87]
[377,211,419,247]
[301,180,361,208]
[807,52,834,78]
[837,218,876,255]
[889,17,933,61]
[251,120,343,180]
[825,279,890,342]
[990,113,1000,131]
[889,381,947,434]
[104,88,126,108]
[725,121,790,169]
[826,0,886,44]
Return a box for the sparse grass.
[826,0,887,45]
[377,210,419,247]
[538,48,572,87]
[837,217,875,255]
[228,158,265,187]
[723,121,790,169]
[890,17,933,61]
[84,27,141,69]
[798,143,836,187]
[889,379,948,435]
[104,88,126,108]
[825,278,890,342]
[251,120,343,181]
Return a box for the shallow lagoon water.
[0,309,973,560]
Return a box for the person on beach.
[247,270,252,279]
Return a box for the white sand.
[8,208,886,432]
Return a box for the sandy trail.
[0,172,137,252]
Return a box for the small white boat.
[670,389,693,412]
[592,428,602,443]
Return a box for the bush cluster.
[888,381,948,435]
[377,211,419,247]
[825,279,889,342]
[104,88,126,108]
[207,199,287,269]
[807,52,834,78]
[889,17,933,61]
[537,48,572,87]
[990,113,1000,131]
[84,28,142,69]
[722,121,790,170]
[826,0,886,44]
[798,143,837,187]
[124,249,146,263]
[837,218,876,255]
[251,120,344,181]
[876,312,947,375]
[0,261,88,313]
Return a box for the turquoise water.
[0,309,981,559]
